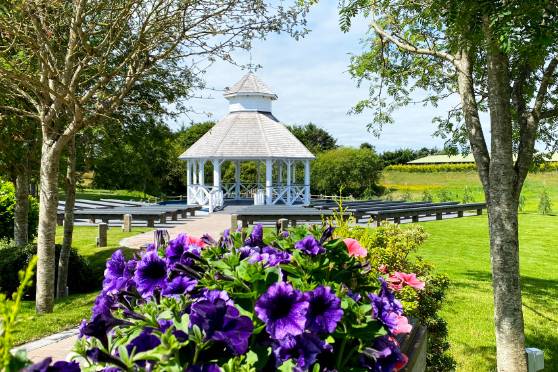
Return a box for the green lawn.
[58,188,155,202]
[383,170,558,213]
[415,214,558,371]
[12,225,151,345]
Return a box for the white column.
[186,160,192,204]
[256,160,261,188]
[265,159,273,205]
[235,160,241,200]
[279,161,283,185]
[286,160,292,205]
[198,160,205,186]
[304,159,310,205]
[212,160,221,189]
[192,161,198,184]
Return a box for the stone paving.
[13,329,79,363]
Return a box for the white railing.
[222,182,264,199]
[188,185,224,213]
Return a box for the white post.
[286,160,292,205]
[212,160,221,189]
[193,161,198,184]
[186,160,192,204]
[265,159,273,205]
[257,160,261,188]
[304,159,310,205]
[198,160,205,186]
[235,160,241,200]
[279,161,283,185]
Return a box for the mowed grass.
[58,188,155,202]
[414,214,558,371]
[13,225,151,345]
[382,170,558,213]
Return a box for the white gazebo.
[179,72,315,212]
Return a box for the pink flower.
[378,264,388,274]
[393,315,413,335]
[388,272,425,291]
[343,238,367,258]
[186,235,206,248]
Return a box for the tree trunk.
[14,169,30,246]
[56,135,76,299]
[483,20,527,371]
[36,141,63,314]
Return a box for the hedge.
[0,180,39,240]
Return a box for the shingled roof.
[223,72,277,99]
[179,73,314,160]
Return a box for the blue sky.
[171,2,462,152]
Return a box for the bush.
[538,190,553,215]
[436,189,454,202]
[422,190,434,202]
[0,240,95,297]
[0,180,39,240]
[311,147,384,197]
[462,186,474,203]
[385,163,477,172]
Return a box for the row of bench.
[231,201,486,229]
[56,199,202,227]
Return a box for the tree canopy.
[288,122,338,154]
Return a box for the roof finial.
[246,51,259,72]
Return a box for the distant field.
[58,188,156,202]
[382,170,558,213]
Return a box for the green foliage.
[0,241,94,297]
[0,180,38,240]
[287,122,338,154]
[311,147,384,197]
[538,190,553,215]
[401,189,412,201]
[436,189,454,202]
[333,218,455,371]
[422,190,434,202]
[386,163,477,172]
[518,194,526,212]
[0,256,37,371]
[380,147,439,166]
[462,186,474,203]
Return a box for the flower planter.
[398,322,428,372]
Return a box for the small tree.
[538,190,552,215]
[422,189,433,202]
[462,186,474,204]
[288,122,338,154]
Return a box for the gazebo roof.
[223,72,277,99]
[179,73,314,160]
[179,111,315,160]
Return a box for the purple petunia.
[244,224,264,247]
[190,290,253,355]
[319,225,335,244]
[127,329,161,355]
[91,291,116,318]
[272,333,332,370]
[255,282,309,340]
[79,312,129,348]
[305,286,343,334]
[294,236,324,256]
[23,358,80,372]
[360,335,408,372]
[102,251,136,294]
[248,246,292,267]
[165,234,202,267]
[369,278,403,333]
[162,276,197,297]
[134,251,168,297]
[186,365,221,372]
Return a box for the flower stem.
[336,337,347,370]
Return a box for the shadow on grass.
[83,246,140,290]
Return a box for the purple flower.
[203,289,234,305]
[91,292,116,318]
[294,236,324,256]
[306,286,343,334]
[238,246,256,260]
[23,358,80,372]
[319,225,335,244]
[255,282,309,340]
[162,276,197,297]
[248,246,291,267]
[134,251,168,297]
[245,224,264,247]
[79,312,128,348]
[281,230,290,238]
[165,234,201,265]
[369,278,403,333]
[347,289,362,302]
[360,336,408,371]
[102,251,136,294]
[190,290,253,355]
[273,333,332,370]
[127,329,161,354]
[158,319,188,342]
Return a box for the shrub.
[0,180,39,240]
[311,147,384,197]
[0,240,95,297]
[385,163,477,172]
[401,189,412,201]
[422,190,434,202]
[462,186,474,203]
[538,190,553,215]
[436,189,454,202]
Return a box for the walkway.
[120,211,232,249]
